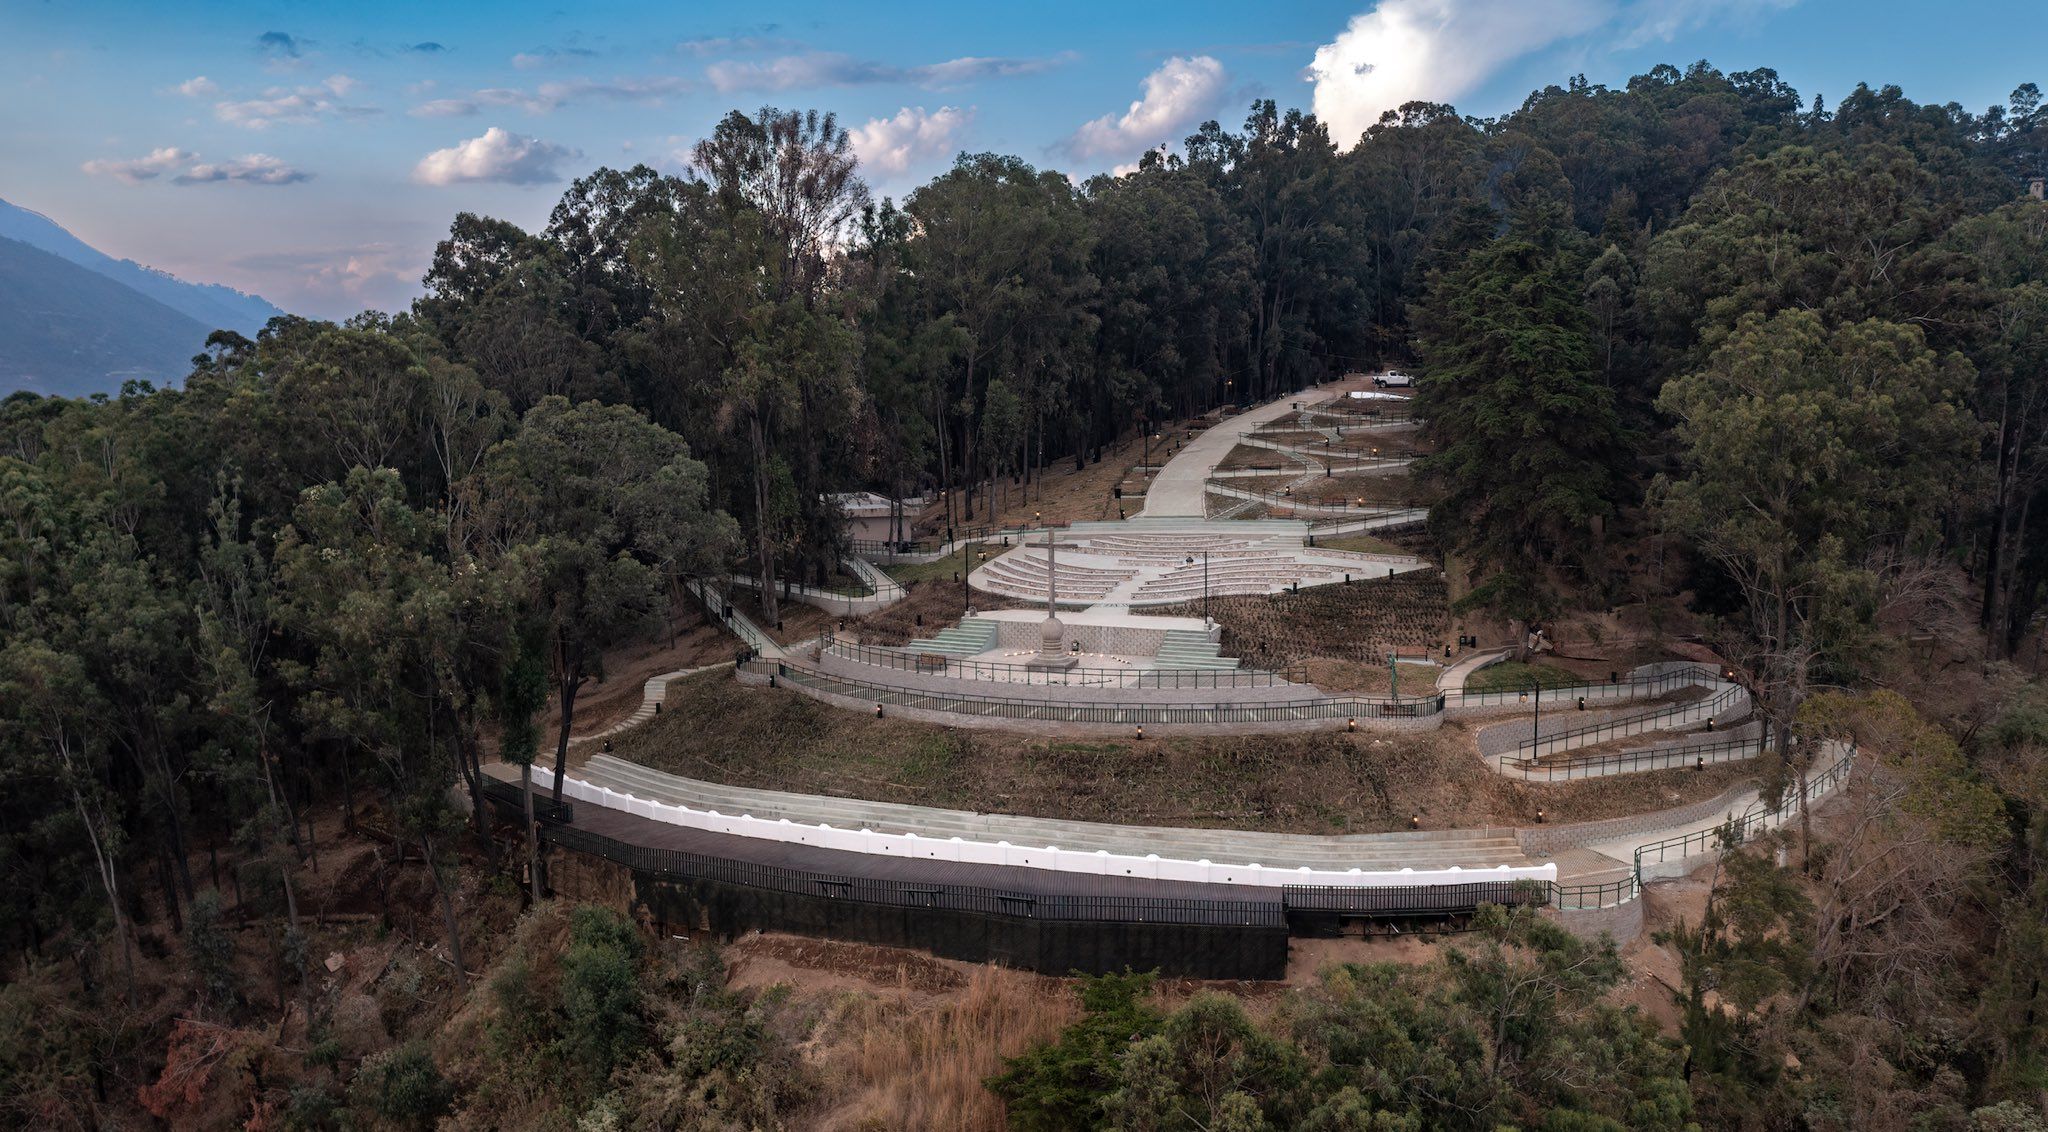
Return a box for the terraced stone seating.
[975,552,1133,602]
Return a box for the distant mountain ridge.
[0,196,290,398]
[0,236,213,398]
[0,197,285,337]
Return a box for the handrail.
[1501,731,1765,781]
[819,634,1311,689]
[1203,482,1418,514]
[1444,663,1717,708]
[1514,681,1746,759]
[749,656,1447,723]
[688,579,775,655]
[1632,743,1855,875]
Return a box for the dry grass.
[607,669,1752,833]
[899,427,1195,535]
[1158,571,1449,668]
[1315,532,1409,557]
[815,966,1077,1132]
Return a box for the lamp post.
[1520,675,1543,743]
[961,536,973,616]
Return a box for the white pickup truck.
[1374,370,1414,388]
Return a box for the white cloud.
[409,98,478,118]
[1067,56,1228,160]
[174,76,217,97]
[473,75,693,114]
[1307,0,1795,146]
[214,80,380,128]
[83,147,309,185]
[705,51,1068,93]
[174,153,312,185]
[412,126,579,186]
[80,147,194,183]
[851,105,974,175]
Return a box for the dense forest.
[2,61,2047,1128]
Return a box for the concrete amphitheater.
[490,376,1856,976]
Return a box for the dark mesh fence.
[515,815,1562,979]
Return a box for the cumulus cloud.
[83,147,309,185]
[409,98,478,118]
[173,153,312,185]
[851,105,974,175]
[1307,0,1796,146]
[412,126,579,185]
[174,76,217,97]
[214,75,379,128]
[1066,56,1228,160]
[705,51,1068,93]
[80,147,194,183]
[232,242,422,317]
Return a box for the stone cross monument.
[1028,528,1077,669]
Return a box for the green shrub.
[350,1041,451,1130]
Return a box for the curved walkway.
[1142,378,1369,517]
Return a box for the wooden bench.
[915,653,950,672]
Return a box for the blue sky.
[3,0,2039,320]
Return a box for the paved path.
[1438,648,1512,694]
[537,754,1531,871]
[1142,378,1366,517]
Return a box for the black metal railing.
[820,635,1311,689]
[1549,874,1639,910]
[1502,731,1765,781]
[747,657,1446,723]
[1203,482,1420,515]
[847,523,1050,560]
[1444,663,1714,708]
[1633,745,1856,874]
[481,777,575,824]
[1513,681,1746,759]
[1281,880,1547,915]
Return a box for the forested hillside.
[0,197,286,337]
[1,63,2046,1129]
[0,235,213,396]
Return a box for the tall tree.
[1412,217,1629,627]
[1656,311,1975,759]
[464,397,735,806]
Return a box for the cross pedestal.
[1026,527,1078,670]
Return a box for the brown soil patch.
[1159,571,1449,668]
[1217,444,1303,472]
[903,426,1196,534]
[538,606,744,739]
[724,932,973,996]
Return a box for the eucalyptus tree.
[462,397,736,808]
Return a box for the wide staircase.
[901,618,998,657]
[1156,628,1238,671]
[564,755,1533,872]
